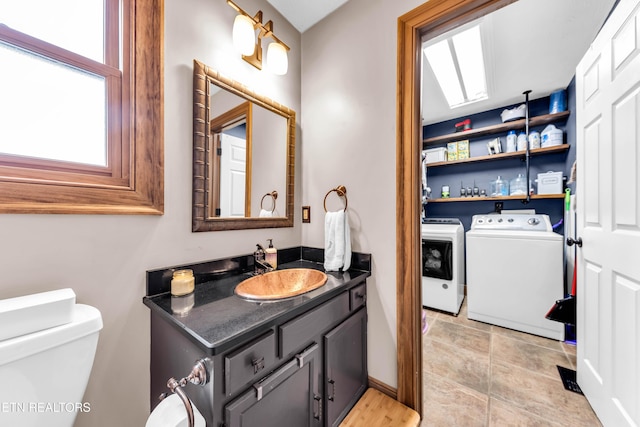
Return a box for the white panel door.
[575,0,640,425]
[220,133,247,217]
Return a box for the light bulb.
[266,42,288,75]
[232,15,256,56]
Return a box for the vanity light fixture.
[227,0,290,75]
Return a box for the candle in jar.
[171,269,195,296]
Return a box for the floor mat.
[557,366,583,395]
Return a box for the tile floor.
[421,299,602,426]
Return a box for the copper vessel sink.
[235,269,328,301]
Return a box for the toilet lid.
[146,394,206,427]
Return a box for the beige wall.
[300,0,426,388]
[0,0,300,426]
[2,0,433,424]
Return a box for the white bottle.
[529,131,541,149]
[506,131,517,153]
[516,132,528,151]
[265,239,278,269]
[541,125,564,148]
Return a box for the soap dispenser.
[265,239,278,269]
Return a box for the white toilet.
[0,288,102,427]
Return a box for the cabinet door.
[324,308,368,427]
[225,343,322,427]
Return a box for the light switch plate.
[302,206,310,223]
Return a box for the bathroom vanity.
[144,247,370,427]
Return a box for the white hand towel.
[259,209,273,217]
[324,210,351,272]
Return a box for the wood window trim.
[0,0,163,215]
[396,0,515,413]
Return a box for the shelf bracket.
[523,89,532,204]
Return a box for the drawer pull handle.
[328,379,336,401]
[252,356,265,374]
[313,394,322,420]
[295,343,318,368]
[356,292,366,303]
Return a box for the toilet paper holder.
[159,358,210,427]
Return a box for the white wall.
[0,0,301,426]
[300,0,426,388]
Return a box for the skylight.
[424,25,488,109]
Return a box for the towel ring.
[323,185,348,212]
[260,191,278,213]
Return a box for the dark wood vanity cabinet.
[149,278,368,427]
[324,307,367,427]
[224,343,322,427]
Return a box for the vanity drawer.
[349,283,367,311]
[224,330,276,396]
[279,292,349,357]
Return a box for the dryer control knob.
[527,217,540,226]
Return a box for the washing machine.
[421,218,465,315]
[466,213,564,340]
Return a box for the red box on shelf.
[454,118,471,132]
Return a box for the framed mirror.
[192,59,295,231]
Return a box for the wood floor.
[341,388,420,427]
[421,299,601,426]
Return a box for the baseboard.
[368,376,397,400]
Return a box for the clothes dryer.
[466,214,564,340]
[421,218,465,315]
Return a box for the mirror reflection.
[193,59,295,231]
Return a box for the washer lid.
[466,229,563,240]
[422,220,464,237]
[423,218,462,225]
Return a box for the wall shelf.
[426,144,570,167]
[423,111,571,147]
[427,194,566,203]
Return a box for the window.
[0,0,163,214]
[423,24,488,109]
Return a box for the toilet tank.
[0,290,102,427]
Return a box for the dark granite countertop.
[143,247,371,355]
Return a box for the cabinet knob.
[356,292,367,303]
[567,237,583,247]
[252,356,265,374]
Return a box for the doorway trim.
[395,0,517,412]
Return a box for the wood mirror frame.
[192,59,295,231]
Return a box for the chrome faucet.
[253,244,273,274]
